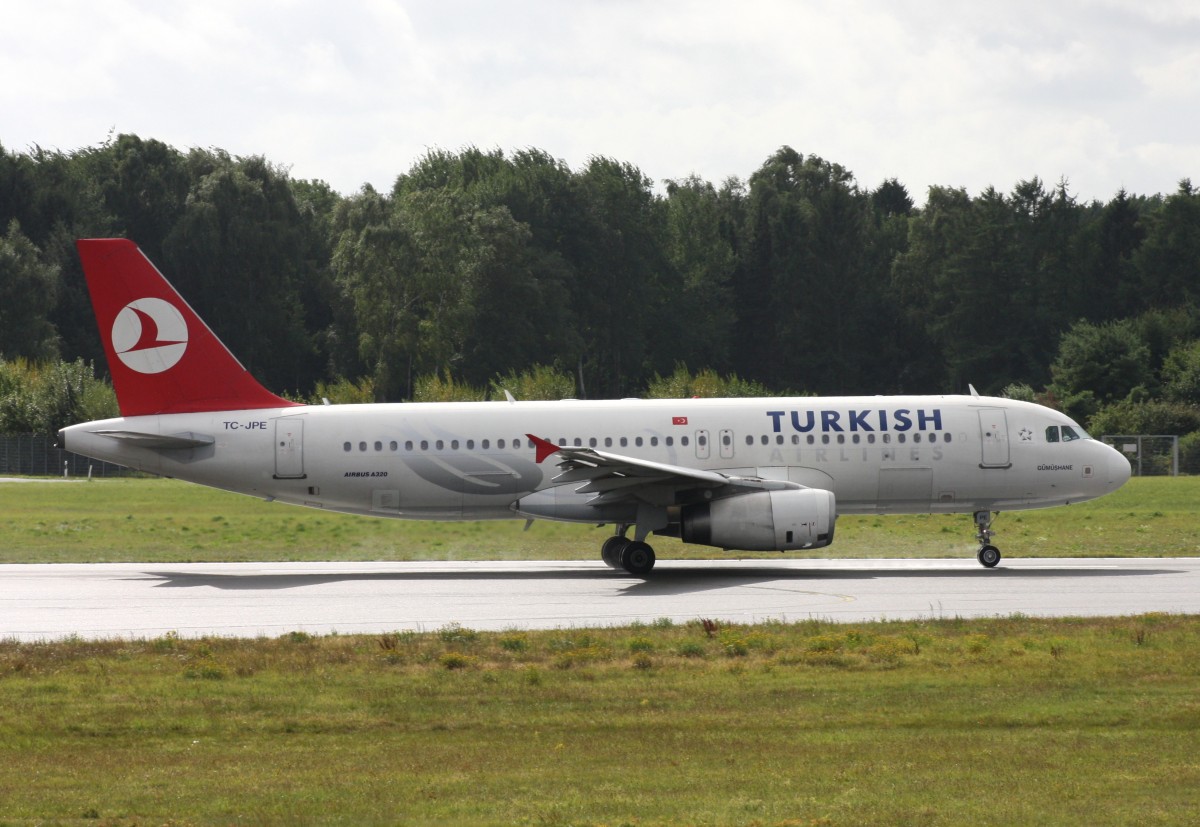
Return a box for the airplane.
[60,238,1132,575]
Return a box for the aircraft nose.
[1107,444,1132,489]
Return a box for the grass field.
[4,476,1197,824]
[1,475,1197,563]
[1,615,1198,825]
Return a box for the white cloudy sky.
[2,0,1197,202]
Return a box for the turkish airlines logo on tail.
[111,298,188,374]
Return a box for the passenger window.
[604,437,612,447]
[837,434,845,444]
[929,433,937,444]
[867,434,875,444]
[945,433,952,443]
[698,434,707,446]
[665,436,673,447]
[914,433,922,444]
[651,437,659,447]
[589,437,597,447]
[467,439,474,449]
[807,435,815,445]
[513,438,522,449]
[451,440,459,450]
[482,439,489,449]
[1046,426,1060,443]
[573,438,582,447]
[620,437,628,447]
[343,442,351,452]
[722,434,732,446]
[898,434,906,444]
[498,439,506,449]
[635,437,644,447]
[359,442,367,452]
[745,435,754,446]
[821,435,830,445]
[761,435,769,446]
[681,436,688,446]
[389,441,398,451]
[436,440,444,450]
[374,441,382,451]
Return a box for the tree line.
[1,135,1198,455]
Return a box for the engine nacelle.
[680,488,836,551]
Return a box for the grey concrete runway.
[3,558,1198,641]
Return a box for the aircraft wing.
[525,433,799,507]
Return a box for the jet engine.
[680,488,836,551]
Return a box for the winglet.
[526,433,560,463]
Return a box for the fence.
[1101,434,1197,477]
[0,434,135,478]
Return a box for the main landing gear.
[974,510,1001,568]
[601,526,656,576]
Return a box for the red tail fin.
[76,239,299,416]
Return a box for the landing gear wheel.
[972,510,1001,568]
[620,541,656,576]
[977,544,1001,568]
[601,536,629,569]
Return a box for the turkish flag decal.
[672,416,688,425]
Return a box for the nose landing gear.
[974,510,1001,568]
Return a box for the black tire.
[621,541,656,576]
[977,544,1001,568]
[600,536,628,568]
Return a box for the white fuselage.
[61,394,1130,526]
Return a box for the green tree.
[571,157,670,396]
[1088,399,1200,437]
[1135,180,1200,309]
[662,175,737,372]
[162,153,320,392]
[0,358,117,433]
[0,221,59,361]
[1050,319,1152,420]
[1161,339,1200,404]
[1074,188,1146,321]
[490,365,576,400]
[644,364,774,398]
[736,148,877,393]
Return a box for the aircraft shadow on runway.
[138,564,1181,596]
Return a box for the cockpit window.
[1047,424,1090,443]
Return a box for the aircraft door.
[719,429,735,459]
[695,430,710,460]
[273,418,305,479]
[977,408,1011,468]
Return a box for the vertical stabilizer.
[76,238,299,416]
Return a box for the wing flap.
[525,433,800,508]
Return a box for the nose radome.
[1107,445,1132,488]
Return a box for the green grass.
[1,615,1198,825]
[1,475,1197,563]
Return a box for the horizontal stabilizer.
[92,430,215,450]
